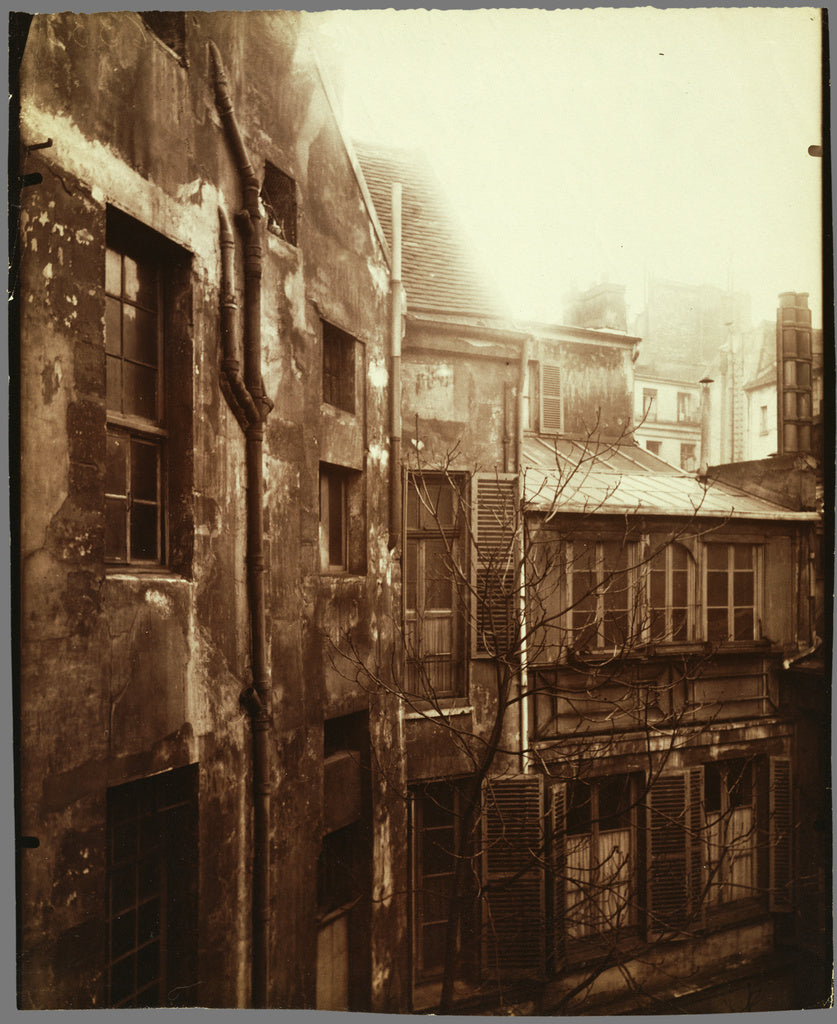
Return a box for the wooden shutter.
[541,364,563,433]
[646,772,689,937]
[482,775,546,978]
[687,766,705,929]
[550,781,567,970]
[473,473,518,656]
[769,757,793,912]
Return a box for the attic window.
[262,163,297,246]
[140,13,187,63]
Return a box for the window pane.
[598,776,631,831]
[707,570,728,607]
[707,607,728,641]
[671,608,688,641]
[110,954,135,1005]
[733,608,754,641]
[123,363,157,420]
[106,248,122,295]
[112,909,136,959]
[107,434,128,495]
[707,545,728,570]
[704,764,722,812]
[733,545,753,570]
[131,441,158,503]
[106,497,128,561]
[422,922,447,972]
[733,571,754,606]
[566,782,591,835]
[106,296,122,355]
[123,305,158,366]
[123,255,158,308]
[131,503,159,561]
[422,785,455,826]
[425,538,452,610]
[650,569,666,609]
[110,864,136,914]
[671,568,689,607]
[327,475,344,566]
[107,355,123,412]
[422,828,455,877]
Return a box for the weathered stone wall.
[18,11,406,1010]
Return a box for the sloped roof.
[521,436,817,521]
[353,141,508,319]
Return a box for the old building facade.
[14,13,829,1014]
[15,12,407,1010]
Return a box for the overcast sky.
[312,8,824,330]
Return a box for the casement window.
[262,162,297,246]
[322,321,356,413]
[106,765,198,1007]
[405,474,464,696]
[644,541,696,643]
[410,780,478,981]
[705,542,760,642]
[319,463,364,574]
[642,389,658,423]
[704,760,756,906]
[676,391,693,423]
[524,361,563,434]
[679,443,696,472]
[105,214,194,570]
[559,775,635,940]
[568,539,633,651]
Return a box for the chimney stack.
[699,376,713,475]
[776,292,813,454]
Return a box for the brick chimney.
[564,281,627,333]
[776,292,813,453]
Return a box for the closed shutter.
[473,473,518,656]
[551,782,567,969]
[646,772,690,937]
[688,766,705,928]
[769,757,793,912]
[541,364,563,433]
[482,775,546,978]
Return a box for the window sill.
[405,702,473,720]
[105,567,189,582]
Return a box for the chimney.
[698,376,713,476]
[564,281,627,333]
[776,292,813,454]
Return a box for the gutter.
[210,40,274,1010]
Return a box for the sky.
[311,8,825,330]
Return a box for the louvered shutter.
[687,766,705,928]
[646,772,690,937]
[550,782,567,970]
[541,364,563,433]
[473,473,518,657]
[482,775,546,978]
[769,757,793,912]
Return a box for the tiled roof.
[352,141,508,319]
[521,436,817,521]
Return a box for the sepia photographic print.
[10,6,831,1014]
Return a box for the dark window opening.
[322,321,356,413]
[262,162,297,246]
[319,463,365,574]
[646,440,662,456]
[679,442,696,472]
[106,765,199,1008]
[140,13,187,62]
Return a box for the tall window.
[322,321,356,413]
[569,540,632,650]
[411,780,477,980]
[105,225,165,566]
[106,765,198,1007]
[676,391,693,423]
[704,760,756,906]
[646,541,694,642]
[564,775,634,939]
[642,389,658,423]
[759,404,769,435]
[405,475,464,697]
[706,543,758,642]
[262,162,297,246]
[680,442,696,472]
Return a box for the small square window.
[322,322,356,414]
[646,440,662,456]
[262,163,297,246]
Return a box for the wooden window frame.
[322,321,356,414]
[320,464,348,572]
[704,759,757,907]
[566,538,636,652]
[642,540,697,644]
[704,541,762,643]
[105,225,167,568]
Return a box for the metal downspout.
[211,40,273,1009]
[517,336,530,772]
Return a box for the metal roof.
[521,436,818,521]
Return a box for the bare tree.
[331,426,794,1013]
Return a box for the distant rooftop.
[353,141,508,320]
[521,436,817,521]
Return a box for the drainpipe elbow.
[240,685,267,719]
